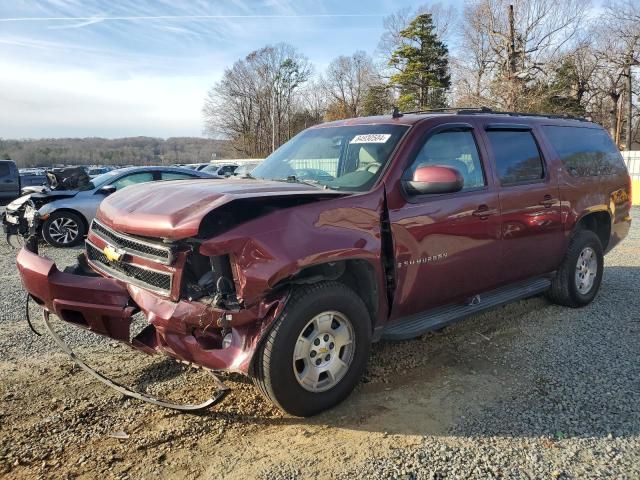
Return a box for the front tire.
[547,230,604,307]
[42,211,85,248]
[252,281,371,417]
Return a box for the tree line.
[204,0,640,157]
[0,137,233,168]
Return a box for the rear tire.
[42,211,85,248]
[252,281,371,417]
[547,230,604,308]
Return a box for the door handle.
[539,195,556,208]
[472,205,499,218]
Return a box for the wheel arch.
[45,208,89,233]
[271,258,380,332]
[574,210,611,250]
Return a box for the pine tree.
[388,13,451,110]
[362,84,394,116]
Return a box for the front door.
[479,125,564,283]
[386,123,503,320]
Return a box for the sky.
[0,0,465,139]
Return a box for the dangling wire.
[25,293,42,336]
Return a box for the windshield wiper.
[271,175,331,189]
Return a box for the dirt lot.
[0,209,638,479]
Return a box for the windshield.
[252,124,409,191]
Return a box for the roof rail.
[394,106,588,122]
[400,106,493,115]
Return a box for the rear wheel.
[42,211,85,248]
[252,282,371,417]
[547,230,604,307]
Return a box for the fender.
[198,189,391,328]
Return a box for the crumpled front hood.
[6,194,33,211]
[96,178,346,240]
[6,190,77,211]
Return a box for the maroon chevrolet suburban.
[16,109,632,416]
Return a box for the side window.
[408,130,486,191]
[0,163,10,177]
[541,125,625,177]
[486,130,544,185]
[161,172,195,181]
[111,172,154,190]
[219,166,236,176]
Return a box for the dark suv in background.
[0,160,20,204]
[16,109,631,416]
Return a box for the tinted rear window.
[486,130,545,185]
[542,126,625,177]
[0,163,10,177]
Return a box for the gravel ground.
[0,209,638,479]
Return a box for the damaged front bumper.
[3,200,42,247]
[15,246,288,408]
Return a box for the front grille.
[91,220,172,264]
[86,241,172,295]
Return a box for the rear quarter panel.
[535,124,632,253]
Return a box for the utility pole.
[271,88,276,153]
[507,4,517,110]
[626,60,633,150]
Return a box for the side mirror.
[404,165,463,195]
[98,184,116,195]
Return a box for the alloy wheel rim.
[48,217,79,244]
[292,311,355,393]
[575,246,597,294]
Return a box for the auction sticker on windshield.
[350,134,392,144]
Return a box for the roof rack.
[393,106,588,122]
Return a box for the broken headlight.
[182,248,239,309]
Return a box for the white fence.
[622,151,640,178]
[622,151,640,205]
[210,158,263,166]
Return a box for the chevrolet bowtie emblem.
[103,244,125,262]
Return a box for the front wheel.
[42,211,86,248]
[252,282,371,417]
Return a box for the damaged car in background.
[15,109,631,416]
[3,166,212,248]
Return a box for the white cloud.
[0,0,425,138]
[0,61,219,138]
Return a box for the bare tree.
[322,51,376,119]
[452,1,497,107]
[299,79,328,126]
[457,0,590,110]
[203,43,311,157]
[600,0,640,148]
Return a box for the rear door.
[386,122,503,319]
[479,124,564,282]
[0,161,19,200]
